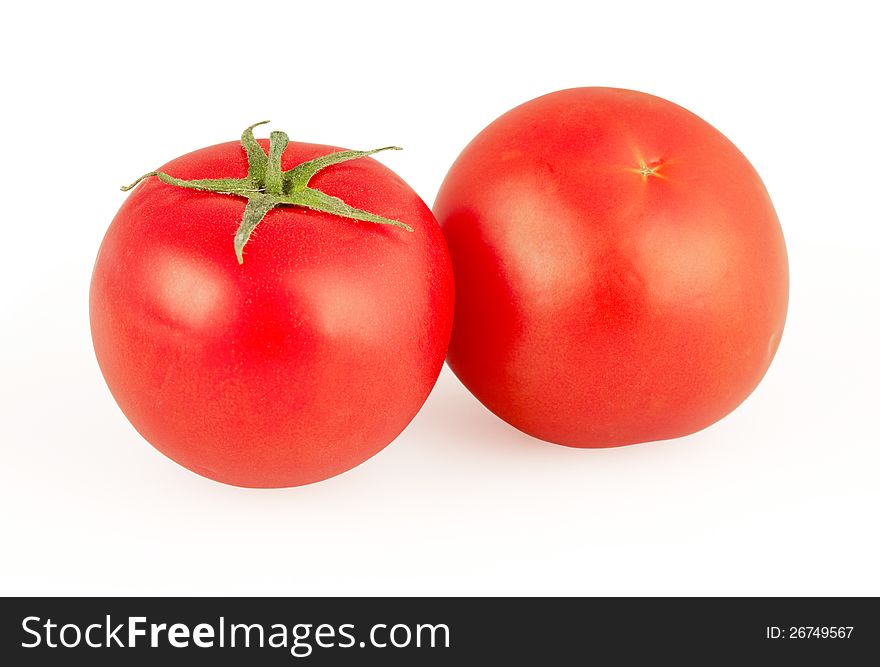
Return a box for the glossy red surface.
[435,88,788,447]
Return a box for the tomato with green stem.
[91,122,454,487]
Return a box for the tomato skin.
[434,87,788,448]
[90,139,453,487]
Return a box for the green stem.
[121,121,412,264]
[242,121,270,185]
[235,195,277,264]
[264,131,288,196]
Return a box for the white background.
[1,0,878,596]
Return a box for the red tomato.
[434,88,788,448]
[91,130,453,487]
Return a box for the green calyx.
[121,121,412,264]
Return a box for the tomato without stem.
[435,88,788,448]
[91,126,454,487]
